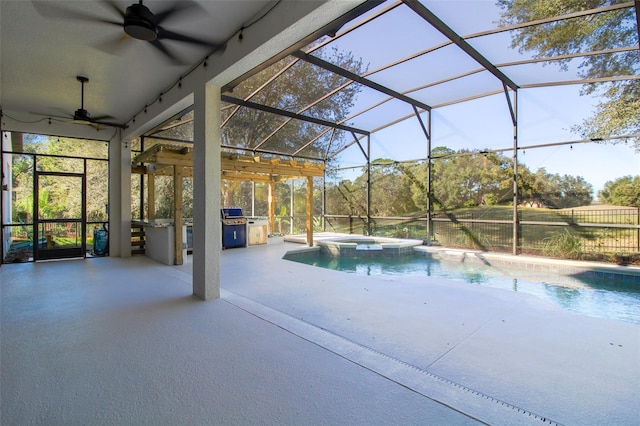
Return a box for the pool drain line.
[307,326,561,426]
[221,291,562,425]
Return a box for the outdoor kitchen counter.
[133,220,190,265]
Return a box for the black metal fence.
[322,207,640,257]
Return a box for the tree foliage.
[598,175,640,207]
[431,150,512,209]
[367,160,418,215]
[218,47,366,206]
[497,0,640,148]
[8,136,109,223]
[324,147,594,216]
[224,47,365,157]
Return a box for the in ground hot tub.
[316,236,423,258]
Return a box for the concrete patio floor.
[2,237,639,425]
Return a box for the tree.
[518,167,593,208]
[219,47,366,207]
[519,168,551,207]
[8,136,109,222]
[9,155,34,223]
[428,149,513,210]
[545,173,593,208]
[325,178,366,216]
[498,0,640,149]
[324,145,595,216]
[225,48,365,155]
[366,160,418,216]
[599,175,640,207]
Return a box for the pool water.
[288,254,640,325]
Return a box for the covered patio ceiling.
[2,1,638,156]
[0,0,361,140]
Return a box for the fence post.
[510,89,519,255]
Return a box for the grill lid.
[221,208,244,219]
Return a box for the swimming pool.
[285,252,640,325]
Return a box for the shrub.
[453,229,493,251]
[542,229,582,259]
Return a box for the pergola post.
[290,181,294,235]
[251,182,255,217]
[268,181,275,236]
[173,165,183,265]
[322,170,326,232]
[147,174,155,221]
[306,176,313,246]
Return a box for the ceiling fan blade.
[92,114,116,121]
[69,117,104,130]
[148,39,185,65]
[101,0,126,20]
[94,33,132,55]
[96,18,124,27]
[91,119,128,129]
[152,0,204,25]
[67,116,126,130]
[158,27,224,50]
[29,111,73,121]
[31,106,73,117]
[32,1,121,26]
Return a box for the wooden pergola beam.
[132,166,194,177]
[133,147,324,179]
[155,151,193,167]
[220,158,323,177]
[222,171,289,183]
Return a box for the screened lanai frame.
[142,0,640,255]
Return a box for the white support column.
[192,83,221,300]
[108,137,132,257]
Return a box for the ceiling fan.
[33,0,225,64]
[64,76,127,130]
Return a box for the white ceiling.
[0,0,351,139]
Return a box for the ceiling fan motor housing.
[73,108,91,121]
[124,3,158,41]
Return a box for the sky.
[323,0,639,200]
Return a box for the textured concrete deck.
[2,238,639,425]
